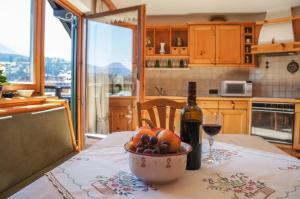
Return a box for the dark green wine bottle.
[180,82,203,170]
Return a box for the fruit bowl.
[124,141,192,184]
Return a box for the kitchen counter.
[252,97,300,103]
[145,96,300,103]
[145,96,251,101]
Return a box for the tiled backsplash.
[145,55,300,98]
[250,55,300,98]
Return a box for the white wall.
[68,0,109,14]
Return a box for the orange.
[127,141,136,151]
[132,127,156,146]
[157,129,181,153]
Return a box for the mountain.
[0,53,29,62]
[0,43,16,54]
[88,62,131,76]
[106,62,131,76]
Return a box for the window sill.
[3,83,39,92]
[0,96,59,108]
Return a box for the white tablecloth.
[10,132,300,199]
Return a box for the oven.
[251,102,295,144]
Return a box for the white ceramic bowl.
[124,142,192,184]
[17,90,34,97]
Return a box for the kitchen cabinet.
[109,97,136,133]
[216,25,241,64]
[189,25,216,64]
[293,104,300,150]
[189,24,249,66]
[110,108,132,132]
[219,109,247,134]
[146,23,256,67]
[189,24,241,65]
[199,100,248,134]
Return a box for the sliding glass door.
[85,6,144,139]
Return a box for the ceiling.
[112,0,300,15]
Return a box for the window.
[44,0,72,98]
[87,22,133,97]
[0,0,34,83]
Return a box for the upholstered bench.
[0,104,77,198]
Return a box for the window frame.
[4,0,83,95]
[3,0,44,92]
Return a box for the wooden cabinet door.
[110,108,131,132]
[216,25,241,64]
[219,109,247,134]
[189,25,216,64]
[201,108,218,117]
[293,112,300,150]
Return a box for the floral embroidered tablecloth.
[11,132,300,199]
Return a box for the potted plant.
[0,64,8,98]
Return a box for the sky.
[0,0,32,56]
[87,20,133,70]
[0,0,133,69]
[0,0,72,61]
[44,0,72,61]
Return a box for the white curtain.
[87,70,109,134]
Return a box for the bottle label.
[183,111,202,121]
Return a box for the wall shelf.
[241,24,255,65]
[145,55,189,59]
[145,25,189,57]
[145,67,190,71]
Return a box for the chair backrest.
[137,99,185,131]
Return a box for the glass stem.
[209,136,213,159]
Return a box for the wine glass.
[202,113,222,164]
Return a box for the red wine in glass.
[202,114,222,164]
[202,124,221,136]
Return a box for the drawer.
[109,98,134,107]
[219,100,248,109]
[146,47,154,55]
[198,100,218,108]
[171,47,179,55]
[296,104,300,113]
[179,47,188,55]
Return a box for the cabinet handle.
[231,101,236,109]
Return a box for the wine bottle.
[180,82,203,170]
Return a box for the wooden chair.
[137,99,186,131]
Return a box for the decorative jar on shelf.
[155,60,160,68]
[176,37,183,47]
[160,42,166,54]
[167,59,172,68]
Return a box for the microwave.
[220,80,252,97]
